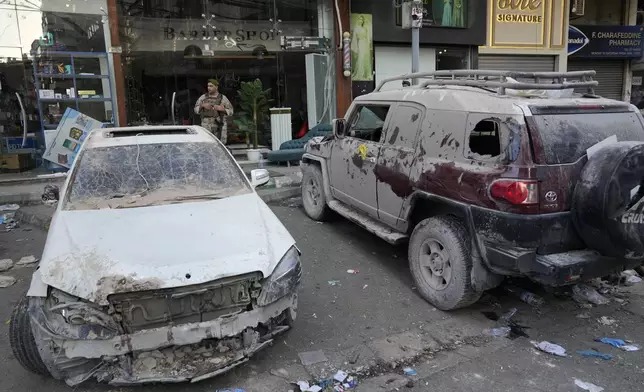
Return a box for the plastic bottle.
[505,285,545,307]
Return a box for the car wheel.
[302,165,329,221]
[9,296,49,375]
[408,216,481,310]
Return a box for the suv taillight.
[489,180,538,205]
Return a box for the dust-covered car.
[301,70,644,310]
[10,126,301,386]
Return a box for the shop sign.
[126,18,310,53]
[490,0,546,47]
[633,76,642,86]
[568,25,644,59]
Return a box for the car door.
[329,103,392,218]
[376,103,425,230]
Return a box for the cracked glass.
[63,141,251,210]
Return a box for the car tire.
[302,165,329,221]
[572,141,644,257]
[408,216,481,310]
[9,296,49,375]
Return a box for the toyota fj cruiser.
[300,70,644,310]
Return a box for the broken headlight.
[257,246,302,306]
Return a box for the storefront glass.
[396,0,468,28]
[0,0,111,171]
[435,46,470,70]
[117,0,336,146]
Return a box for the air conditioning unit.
[571,0,585,16]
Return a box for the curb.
[15,186,302,232]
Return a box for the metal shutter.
[568,59,624,100]
[478,55,556,73]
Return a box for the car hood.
[39,193,296,305]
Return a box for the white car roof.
[83,125,218,149]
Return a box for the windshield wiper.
[171,192,226,201]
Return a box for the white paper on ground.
[586,135,617,160]
[574,378,604,392]
[333,370,348,382]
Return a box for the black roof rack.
[374,70,598,96]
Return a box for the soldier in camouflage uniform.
[194,79,234,144]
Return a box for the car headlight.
[257,246,302,306]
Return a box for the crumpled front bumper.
[30,293,297,385]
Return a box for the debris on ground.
[0,204,20,211]
[572,284,609,306]
[576,350,613,360]
[298,350,328,366]
[621,270,642,285]
[41,185,59,204]
[574,378,604,392]
[215,389,246,392]
[576,312,591,319]
[16,255,39,266]
[597,316,617,326]
[482,308,530,339]
[346,269,359,274]
[0,259,13,272]
[533,341,567,357]
[0,275,17,288]
[327,280,340,286]
[594,337,640,351]
[270,368,290,379]
[295,371,357,391]
[505,285,545,307]
[403,367,417,376]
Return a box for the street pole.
[410,0,423,85]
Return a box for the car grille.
[108,273,262,333]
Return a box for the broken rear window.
[532,112,644,164]
[64,142,251,210]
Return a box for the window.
[349,105,390,142]
[467,119,501,159]
[385,105,423,149]
[395,0,468,28]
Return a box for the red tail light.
[489,180,538,205]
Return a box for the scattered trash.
[622,270,642,285]
[312,313,317,318]
[572,284,609,306]
[0,204,20,211]
[484,327,512,337]
[346,269,359,274]
[577,350,613,360]
[333,370,348,383]
[574,378,604,392]
[533,341,567,357]
[215,389,246,392]
[298,350,328,366]
[482,308,530,339]
[296,381,322,392]
[4,218,18,230]
[576,312,591,319]
[0,259,13,272]
[505,285,545,307]
[270,368,289,379]
[16,255,39,266]
[403,367,417,376]
[327,280,340,286]
[41,185,59,203]
[362,284,368,289]
[0,275,17,288]
[595,337,640,351]
[597,316,617,326]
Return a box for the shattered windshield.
[64,142,250,210]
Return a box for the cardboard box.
[0,154,34,171]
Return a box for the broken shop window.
[348,105,390,143]
[466,119,502,161]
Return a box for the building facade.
[567,0,640,101]
[349,0,487,96]
[478,0,570,73]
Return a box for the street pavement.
[1,198,643,391]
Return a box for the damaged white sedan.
[9,126,300,386]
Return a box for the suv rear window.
[532,112,644,164]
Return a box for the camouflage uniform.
[194,93,234,144]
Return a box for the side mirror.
[333,118,347,138]
[250,169,270,188]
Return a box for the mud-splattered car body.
[301,72,644,309]
[14,126,300,386]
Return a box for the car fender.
[27,269,49,297]
[301,153,334,203]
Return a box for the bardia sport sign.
[568,25,644,59]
